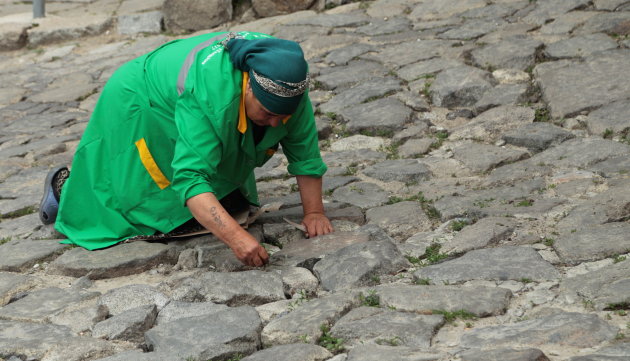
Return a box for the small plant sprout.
[432,309,477,324]
[359,290,380,307]
[318,324,345,353]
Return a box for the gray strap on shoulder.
[176,32,232,96]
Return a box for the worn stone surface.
[431,66,494,107]
[145,306,262,360]
[452,142,529,173]
[414,246,561,284]
[502,122,575,153]
[172,270,285,306]
[0,272,35,307]
[92,305,157,343]
[0,238,67,272]
[241,343,332,361]
[362,159,432,183]
[345,344,446,361]
[330,307,444,348]
[450,105,535,142]
[561,259,630,310]
[0,287,99,323]
[554,223,630,265]
[163,0,232,34]
[584,100,630,137]
[442,217,517,254]
[460,311,618,348]
[458,347,550,361]
[331,181,390,209]
[376,284,511,317]
[366,201,433,240]
[97,284,169,316]
[0,320,74,360]
[313,239,410,291]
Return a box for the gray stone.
[539,11,599,35]
[585,100,630,137]
[409,0,487,21]
[366,201,433,240]
[398,138,434,158]
[289,13,370,28]
[156,301,228,325]
[315,60,389,90]
[313,239,410,291]
[48,302,109,334]
[396,90,431,112]
[592,156,630,177]
[0,272,35,307]
[346,344,446,361]
[172,270,285,306]
[0,320,74,360]
[452,142,529,173]
[460,311,618,348]
[261,291,359,346]
[263,223,304,249]
[534,50,630,118]
[568,343,630,360]
[341,97,412,134]
[522,0,591,26]
[92,305,157,343]
[376,284,512,317]
[594,0,629,10]
[332,181,390,209]
[414,246,560,284]
[163,0,232,34]
[0,287,99,323]
[27,15,113,47]
[241,343,332,361]
[555,223,630,265]
[330,307,444,347]
[323,175,360,193]
[319,77,402,115]
[575,11,630,36]
[366,39,459,68]
[545,34,619,59]
[145,306,262,360]
[29,72,97,103]
[48,241,177,279]
[117,11,162,35]
[275,267,320,297]
[474,83,529,112]
[270,229,370,268]
[357,16,412,36]
[459,347,550,361]
[530,138,630,169]
[0,238,67,272]
[443,217,516,254]
[396,58,463,82]
[323,149,386,167]
[91,350,159,361]
[362,159,431,183]
[40,337,131,361]
[502,122,575,153]
[431,65,494,107]
[439,19,506,40]
[256,202,365,225]
[97,284,169,316]
[562,259,630,311]
[471,36,543,71]
[325,43,375,66]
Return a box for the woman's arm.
[186,192,269,266]
[296,174,334,238]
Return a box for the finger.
[259,247,269,264]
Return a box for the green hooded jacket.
[55,31,326,250]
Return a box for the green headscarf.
[227,36,309,115]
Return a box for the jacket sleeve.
[281,93,327,177]
[171,90,223,205]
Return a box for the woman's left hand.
[302,212,334,238]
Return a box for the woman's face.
[244,81,289,127]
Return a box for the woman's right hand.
[230,236,269,267]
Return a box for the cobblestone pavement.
[1,1,630,360]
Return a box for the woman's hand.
[229,236,269,267]
[302,212,334,238]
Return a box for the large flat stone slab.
[362,159,432,183]
[535,50,630,118]
[471,36,543,71]
[155,301,228,325]
[0,272,35,306]
[145,306,262,361]
[459,347,550,361]
[0,287,99,323]
[341,97,412,134]
[0,238,67,272]
[313,239,410,291]
[48,241,177,279]
[0,320,74,360]
[261,291,359,346]
[171,270,285,306]
[561,259,630,310]
[346,344,446,361]
[442,217,516,254]
[502,122,575,153]
[330,307,444,348]
[241,343,332,361]
[97,284,170,316]
[269,229,370,268]
[331,181,390,209]
[460,311,618,348]
[452,142,529,173]
[529,138,630,169]
[414,246,561,284]
[585,99,630,137]
[92,305,158,343]
[366,201,434,240]
[431,65,494,107]
[450,105,535,143]
[555,223,630,265]
[375,284,512,317]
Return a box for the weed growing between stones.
[543,237,555,247]
[376,336,401,346]
[226,354,244,361]
[431,309,477,324]
[613,255,627,263]
[450,220,469,232]
[605,302,630,311]
[534,107,550,122]
[378,141,401,159]
[288,289,310,311]
[414,277,431,285]
[318,324,345,353]
[1,205,36,219]
[343,162,359,176]
[602,128,614,139]
[0,236,11,245]
[359,290,380,307]
[514,199,534,207]
[423,242,449,264]
[520,278,533,283]
[582,299,595,310]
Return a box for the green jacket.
[55,31,326,250]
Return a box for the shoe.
[38,165,69,225]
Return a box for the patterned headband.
[252,69,310,98]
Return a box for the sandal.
[38,165,69,225]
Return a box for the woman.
[39,31,333,267]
